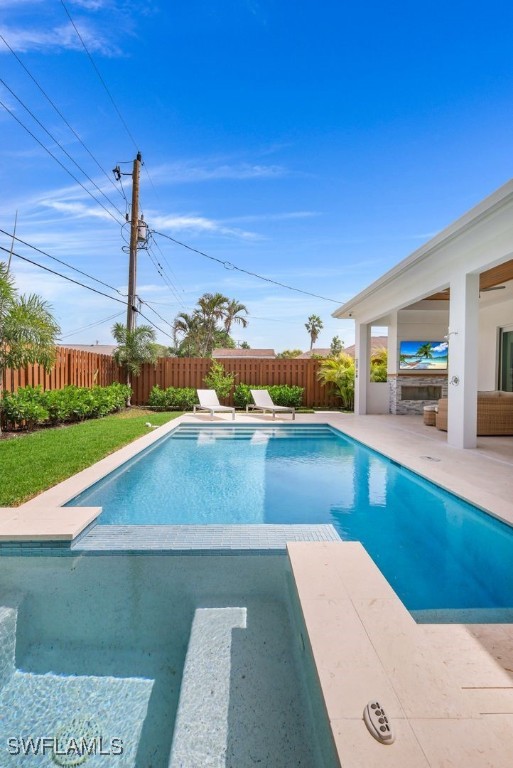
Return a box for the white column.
[387,313,398,415]
[387,312,398,376]
[447,272,479,448]
[354,321,370,415]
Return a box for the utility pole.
[126,152,142,332]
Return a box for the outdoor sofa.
[436,391,513,435]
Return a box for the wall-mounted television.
[399,340,448,371]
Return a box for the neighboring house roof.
[344,336,388,358]
[297,348,331,359]
[212,348,276,358]
[59,344,116,355]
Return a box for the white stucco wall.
[367,382,389,414]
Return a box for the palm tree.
[196,293,229,356]
[172,312,205,357]
[0,262,60,433]
[370,346,388,382]
[112,322,159,403]
[416,342,434,359]
[317,352,355,410]
[223,299,248,334]
[305,314,323,350]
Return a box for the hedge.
[233,384,303,409]
[1,383,131,430]
[147,386,198,411]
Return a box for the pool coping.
[289,541,513,767]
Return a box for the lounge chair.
[246,389,296,420]
[193,389,235,420]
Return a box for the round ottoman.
[423,404,438,426]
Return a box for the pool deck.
[290,540,513,768]
[2,411,513,766]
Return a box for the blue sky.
[2,1,513,352]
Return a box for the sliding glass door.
[500,328,513,391]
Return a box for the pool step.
[172,425,335,440]
[0,599,18,690]
[169,607,247,768]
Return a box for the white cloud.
[41,199,117,222]
[0,21,120,56]
[151,214,260,240]
[149,160,288,185]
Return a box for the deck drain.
[52,717,101,766]
[420,455,441,462]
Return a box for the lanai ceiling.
[426,258,513,300]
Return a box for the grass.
[0,408,182,507]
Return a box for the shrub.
[233,384,304,409]
[1,383,132,430]
[317,353,355,410]
[147,386,197,410]
[1,386,49,430]
[204,361,236,402]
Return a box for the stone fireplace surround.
[389,374,448,415]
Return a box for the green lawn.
[0,409,182,507]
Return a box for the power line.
[0,245,127,305]
[0,78,125,221]
[138,298,171,327]
[0,98,124,225]
[151,235,187,300]
[145,244,187,308]
[0,228,126,298]
[152,230,343,303]
[60,311,124,339]
[60,0,139,152]
[0,32,126,204]
[136,307,172,339]
[2,242,172,339]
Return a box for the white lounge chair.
[193,389,235,420]
[246,389,296,420]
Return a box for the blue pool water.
[0,555,335,767]
[68,424,513,614]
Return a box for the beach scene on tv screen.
[399,340,449,370]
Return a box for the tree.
[240,341,251,349]
[172,293,249,357]
[370,346,388,382]
[172,312,204,357]
[0,262,60,433]
[330,335,343,356]
[305,314,323,350]
[276,349,302,359]
[112,322,159,403]
[196,292,229,356]
[317,352,355,410]
[223,299,248,334]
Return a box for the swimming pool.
[0,554,336,768]
[67,423,513,614]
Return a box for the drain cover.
[52,717,101,766]
[420,455,441,462]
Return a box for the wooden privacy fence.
[131,358,340,408]
[3,347,121,393]
[3,351,340,408]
